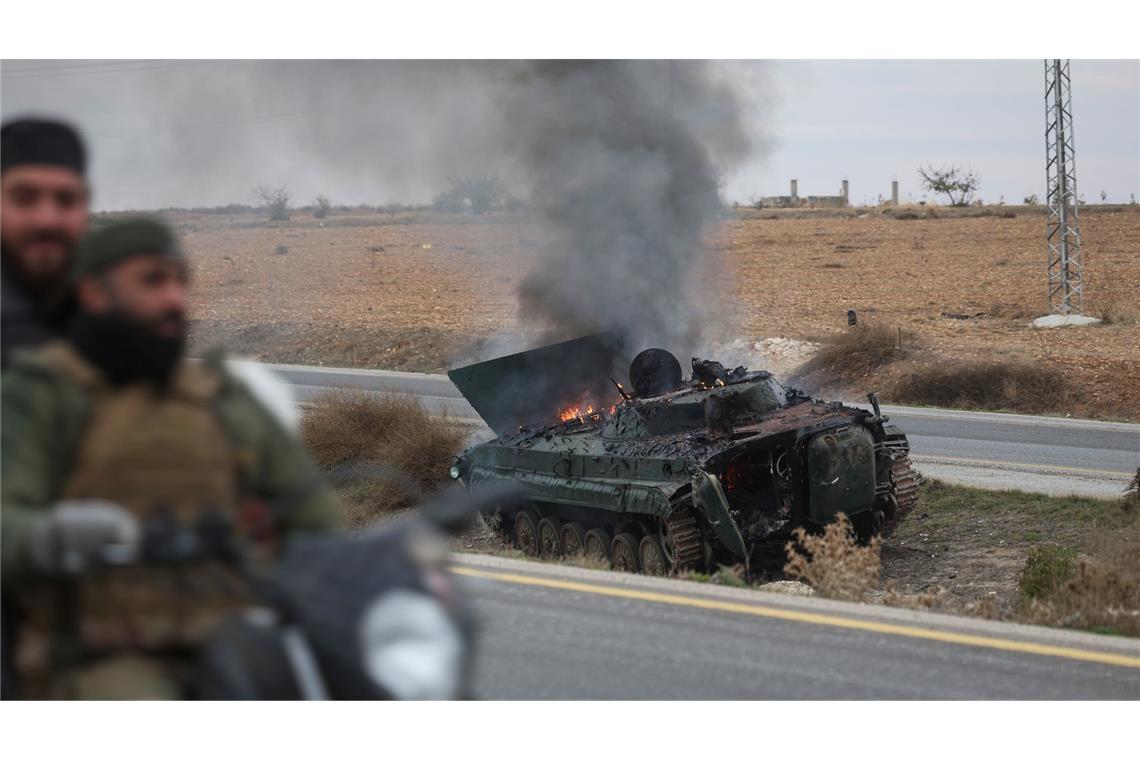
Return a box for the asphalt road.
[256,361,1139,498]
[455,554,1140,699]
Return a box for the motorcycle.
[96,486,509,700]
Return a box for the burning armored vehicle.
[448,333,918,575]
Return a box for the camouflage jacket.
[1,342,344,585]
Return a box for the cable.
[0,59,163,75]
[1,61,216,80]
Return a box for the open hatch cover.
[447,332,626,436]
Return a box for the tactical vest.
[19,343,260,666]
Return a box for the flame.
[557,400,616,424]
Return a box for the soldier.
[1,217,344,699]
[1,118,91,699]
[1,118,89,368]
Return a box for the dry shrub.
[710,564,748,587]
[891,360,1067,414]
[784,514,881,601]
[1093,291,1140,325]
[302,390,466,526]
[963,594,1000,620]
[1025,558,1140,636]
[1021,533,1140,636]
[796,324,902,386]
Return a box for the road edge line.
[453,566,1140,670]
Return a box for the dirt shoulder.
[880,480,1137,619]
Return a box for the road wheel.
[560,522,587,556]
[538,517,563,559]
[583,528,611,565]
[514,509,541,556]
[611,532,640,573]
[639,535,669,576]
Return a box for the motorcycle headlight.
[359,590,464,700]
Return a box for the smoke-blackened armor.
[0,342,343,695]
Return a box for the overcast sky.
[738,60,1139,206]
[2,59,1136,210]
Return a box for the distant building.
[759,179,849,208]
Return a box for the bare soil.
[165,204,1140,419]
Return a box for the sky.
[1,59,1137,210]
[733,60,1140,206]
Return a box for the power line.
[0,59,163,75]
[1,60,217,81]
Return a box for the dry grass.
[1091,287,1140,326]
[301,390,466,526]
[783,514,882,601]
[794,323,903,387]
[1022,533,1140,637]
[890,360,1068,414]
[710,564,749,587]
[1014,494,1140,636]
[986,302,1038,322]
[882,583,947,610]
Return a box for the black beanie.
[1,118,87,175]
[72,217,183,282]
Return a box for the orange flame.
[557,400,616,424]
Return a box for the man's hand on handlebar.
[26,500,141,575]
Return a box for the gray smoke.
[2,60,767,358]
[494,61,759,355]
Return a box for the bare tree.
[462,175,506,215]
[916,165,980,206]
[313,194,332,219]
[432,175,507,215]
[252,183,291,221]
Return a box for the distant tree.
[253,183,291,221]
[432,186,466,213]
[458,175,506,215]
[432,175,507,215]
[916,165,980,206]
[1099,189,1108,203]
[1023,193,1039,205]
[313,194,332,219]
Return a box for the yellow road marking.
[453,567,1140,669]
[911,454,1134,478]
